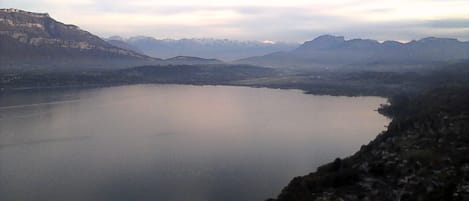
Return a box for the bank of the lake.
[267,88,469,201]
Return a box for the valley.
[2,7,469,201]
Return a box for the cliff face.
[0,9,155,71]
[269,88,469,201]
[0,9,145,58]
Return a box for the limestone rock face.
[0,9,155,71]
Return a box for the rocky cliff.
[268,88,469,201]
[0,9,156,71]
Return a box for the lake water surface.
[0,85,389,201]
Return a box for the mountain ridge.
[237,35,469,70]
[0,8,158,71]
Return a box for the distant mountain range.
[0,9,224,71]
[237,35,469,70]
[105,36,298,61]
[3,8,469,73]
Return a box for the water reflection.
[0,85,389,201]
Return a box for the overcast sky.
[3,0,469,42]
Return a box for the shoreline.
[0,80,394,99]
[266,88,469,201]
[4,74,467,200]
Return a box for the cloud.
[424,19,469,29]
[3,0,469,42]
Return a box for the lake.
[0,85,389,201]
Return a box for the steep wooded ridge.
[238,35,469,70]
[267,88,469,201]
[0,8,157,71]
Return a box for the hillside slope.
[0,9,157,71]
[268,88,469,201]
